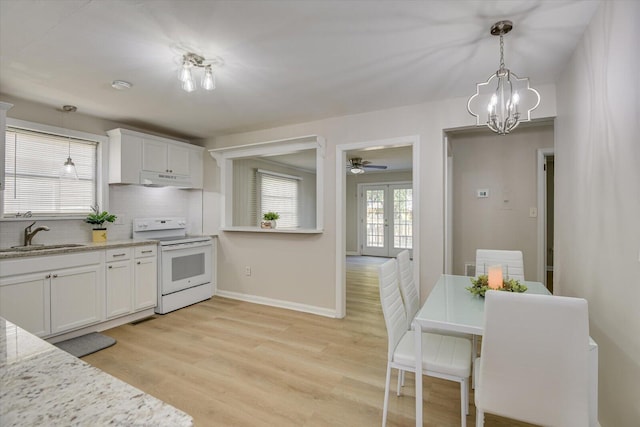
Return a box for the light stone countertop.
[0,239,159,260]
[0,317,193,426]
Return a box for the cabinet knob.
[52,274,58,278]
[108,265,113,269]
[137,261,141,265]
[45,274,51,279]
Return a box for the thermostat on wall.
[477,189,489,198]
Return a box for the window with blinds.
[257,170,300,228]
[3,127,98,216]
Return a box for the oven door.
[160,241,212,295]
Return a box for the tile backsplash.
[0,185,204,248]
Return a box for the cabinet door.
[167,144,190,175]
[50,264,103,334]
[142,139,168,173]
[106,260,133,318]
[0,273,50,337]
[134,256,157,310]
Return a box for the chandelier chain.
[499,35,505,70]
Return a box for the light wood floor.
[85,256,535,426]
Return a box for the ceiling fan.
[347,157,388,174]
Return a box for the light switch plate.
[529,207,538,218]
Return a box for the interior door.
[360,183,413,257]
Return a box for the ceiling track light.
[467,20,540,135]
[179,52,223,92]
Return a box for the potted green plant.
[261,211,280,229]
[85,205,117,242]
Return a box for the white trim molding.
[215,290,336,318]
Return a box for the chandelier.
[467,21,540,135]
[178,52,224,92]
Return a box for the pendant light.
[467,21,540,135]
[60,105,79,180]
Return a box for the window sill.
[221,226,323,234]
[0,216,87,222]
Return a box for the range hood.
[140,171,192,188]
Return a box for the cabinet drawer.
[135,245,157,258]
[106,247,132,262]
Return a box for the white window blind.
[4,128,97,216]
[257,170,299,228]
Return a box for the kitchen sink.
[3,244,87,252]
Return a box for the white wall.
[345,171,412,254]
[555,2,640,425]
[449,125,554,280]
[203,84,557,314]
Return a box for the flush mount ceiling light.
[467,20,540,135]
[60,105,78,180]
[111,80,132,90]
[178,52,224,92]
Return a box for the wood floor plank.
[83,256,537,426]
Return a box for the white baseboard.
[346,251,359,256]
[215,290,337,318]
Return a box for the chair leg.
[460,378,468,427]
[476,408,484,427]
[401,369,405,386]
[396,369,402,396]
[382,363,391,427]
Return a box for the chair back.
[396,250,419,329]
[475,249,525,281]
[478,291,590,426]
[378,258,407,360]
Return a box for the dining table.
[412,274,599,426]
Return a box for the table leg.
[414,320,422,426]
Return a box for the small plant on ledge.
[85,205,117,242]
[261,211,280,229]
[466,274,528,297]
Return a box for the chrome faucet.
[24,221,50,246]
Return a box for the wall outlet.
[477,189,489,198]
[529,207,538,218]
[245,266,251,276]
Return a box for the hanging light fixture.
[60,105,78,180]
[178,52,223,92]
[467,20,540,135]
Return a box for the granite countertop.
[0,239,159,260]
[0,317,193,426]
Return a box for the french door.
[359,183,413,257]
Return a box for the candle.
[488,265,503,289]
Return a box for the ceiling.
[0,1,599,140]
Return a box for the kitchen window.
[257,169,300,228]
[3,125,101,217]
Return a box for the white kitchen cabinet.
[105,248,133,319]
[0,273,50,337]
[50,263,103,335]
[108,128,203,188]
[134,245,157,310]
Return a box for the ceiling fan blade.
[363,165,387,169]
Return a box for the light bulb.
[182,76,195,92]
[202,66,215,90]
[350,167,364,174]
[179,62,192,82]
[512,92,520,105]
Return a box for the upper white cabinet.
[108,128,203,188]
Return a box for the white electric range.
[133,217,213,314]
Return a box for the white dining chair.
[475,291,590,427]
[379,258,471,427]
[475,249,525,281]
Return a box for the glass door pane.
[362,186,388,256]
[390,185,413,257]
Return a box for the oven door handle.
[161,241,212,251]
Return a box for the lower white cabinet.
[134,245,157,310]
[50,264,102,334]
[105,248,133,319]
[0,244,158,339]
[0,273,50,337]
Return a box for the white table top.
[414,274,551,336]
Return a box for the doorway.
[335,135,420,319]
[359,183,413,257]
